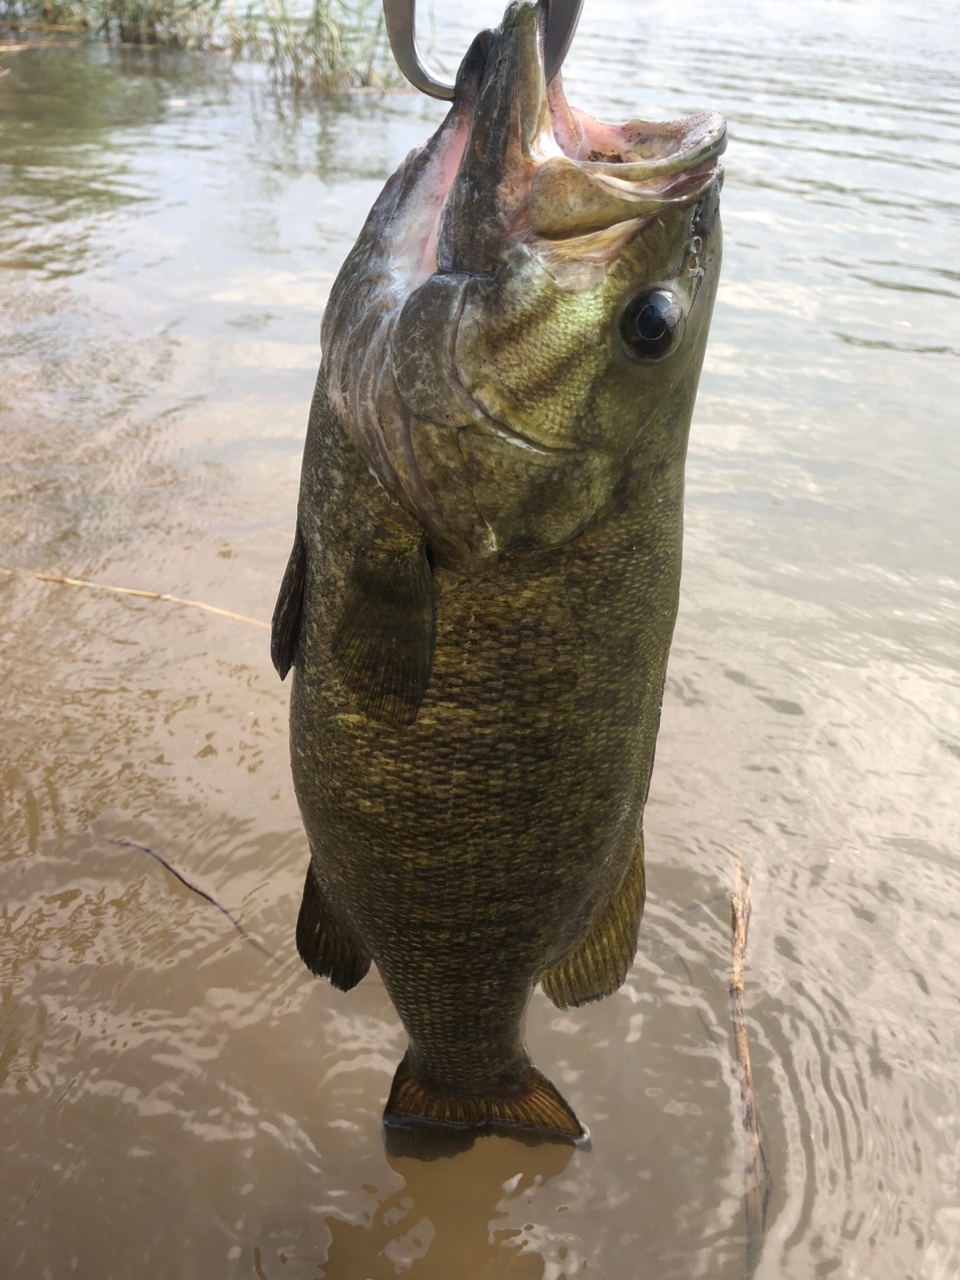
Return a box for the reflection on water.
[1,3,959,1276]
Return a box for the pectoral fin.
[540,836,646,1009]
[271,527,306,680]
[296,863,371,991]
[332,530,435,728]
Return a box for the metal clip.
[383,0,584,100]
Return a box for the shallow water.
[1,2,958,1276]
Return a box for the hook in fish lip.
[383,0,584,100]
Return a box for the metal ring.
[382,0,584,100]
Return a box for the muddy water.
[1,1,958,1276]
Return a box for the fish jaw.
[320,0,725,559]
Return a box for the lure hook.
[382,0,584,100]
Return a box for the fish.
[271,0,725,1141]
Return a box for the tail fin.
[384,1053,584,1140]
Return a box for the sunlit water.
[1,2,958,1276]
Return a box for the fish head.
[321,0,725,559]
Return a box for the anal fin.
[296,863,371,991]
[385,1054,583,1140]
[540,835,646,1010]
[332,526,435,729]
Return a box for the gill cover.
[321,0,725,558]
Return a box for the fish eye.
[619,290,683,360]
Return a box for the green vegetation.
[229,0,394,92]
[0,0,397,92]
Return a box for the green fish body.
[273,0,725,1140]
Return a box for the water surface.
[1,3,959,1276]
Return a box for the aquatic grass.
[0,0,397,88]
[0,0,87,27]
[228,0,396,93]
[0,0,222,44]
[100,0,224,48]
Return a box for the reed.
[0,0,396,89]
[228,0,394,92]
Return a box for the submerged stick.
[730,859,772,1277]
[111,838,273,959]
[0,564,269,629]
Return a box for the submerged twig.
[0,564,269,629]
[730,858,772,1277]
[111,837,273,958]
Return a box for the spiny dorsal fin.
[332,529,435,728]
[271,527,306,680]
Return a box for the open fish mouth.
[528,109,726,240]
[434,0,726,272]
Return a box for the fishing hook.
[382,0,584,100]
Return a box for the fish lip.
[575,111,728,182]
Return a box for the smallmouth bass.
[272,0,725,1141]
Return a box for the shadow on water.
[318,1135,576,1278]
[383,1117,587,1162]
